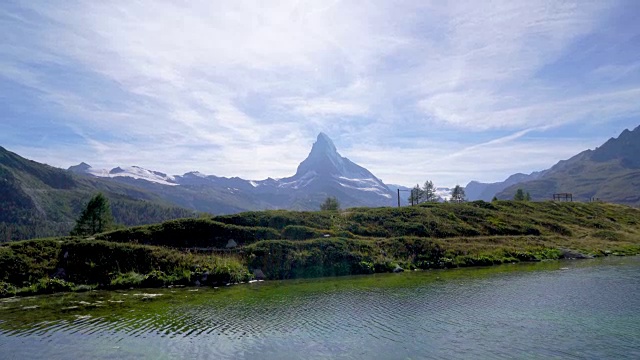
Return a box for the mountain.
[496,125,640,205]
[69,164,178,186]
[0,146,196,241]
[270,133,394,207]
[69,133,396,211]
[465,171,545,201]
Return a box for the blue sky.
[1,1,640,187]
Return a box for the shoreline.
[2,201,640,298]
[2,255,638,301]
[1,237,638,298]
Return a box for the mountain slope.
[0,146,196,241]
[466,171,544,201]
[496,125,640,205]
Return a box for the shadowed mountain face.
[496,125,640,206]
[590,127,640,168]
[0,146,195,241]
[294,133,377,179]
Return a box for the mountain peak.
[276,132,393,201]
[311,132,338,155]
[591,125,640,167]
[294,133,343,177]
[68,162,92,173]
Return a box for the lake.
[1,257,639,359]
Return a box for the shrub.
[97,219,280,248]
[282,225,325,240]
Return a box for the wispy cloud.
[1,0,639,186]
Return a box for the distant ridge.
[495,125,640,205]
[67,133,397,211]
[465,171,544,201]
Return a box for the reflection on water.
[1,257,640,359]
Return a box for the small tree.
[423,180,438,202]
[514,188,525,201]
[451,185,465,203]
[71,193,115,236]
[492,196,498,202]
[320,196,340,211]
[525,192,531,201]
[408,184,423,205]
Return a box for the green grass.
[0,238,250,297]
[2,201,640,296]
[96,218,280,247]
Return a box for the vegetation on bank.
[2,201,640,297]
[0,238,249,297]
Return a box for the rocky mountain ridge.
[68,133,397,210]
[495,125,640,205]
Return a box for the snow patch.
[278,171,318,189]
[86,166,178,186]
[185,171,207,178]
[337,179,393,198]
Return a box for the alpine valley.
[2,126,640,241]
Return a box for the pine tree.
[423,180,437,202]
[320,197,340,211]
[408,184,423,205]
[71,193,115,236]
[525,192,531,201]
[514,189,525,201]
[451,185,466,203]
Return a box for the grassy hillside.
[101,201,640,245]
[97,201,640,278]
[3,200,639,296]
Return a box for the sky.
[1,1,640,187]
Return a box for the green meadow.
[2,201,640,297]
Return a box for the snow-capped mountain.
[68,133,397,211]
[70,164,178,186]
[274,133,393,200]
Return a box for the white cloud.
[280,97,369,117]
[348,135,605,186]
[2,0,639,187]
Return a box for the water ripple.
[1,257,640,359]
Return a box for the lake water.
[1,257,640,359]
